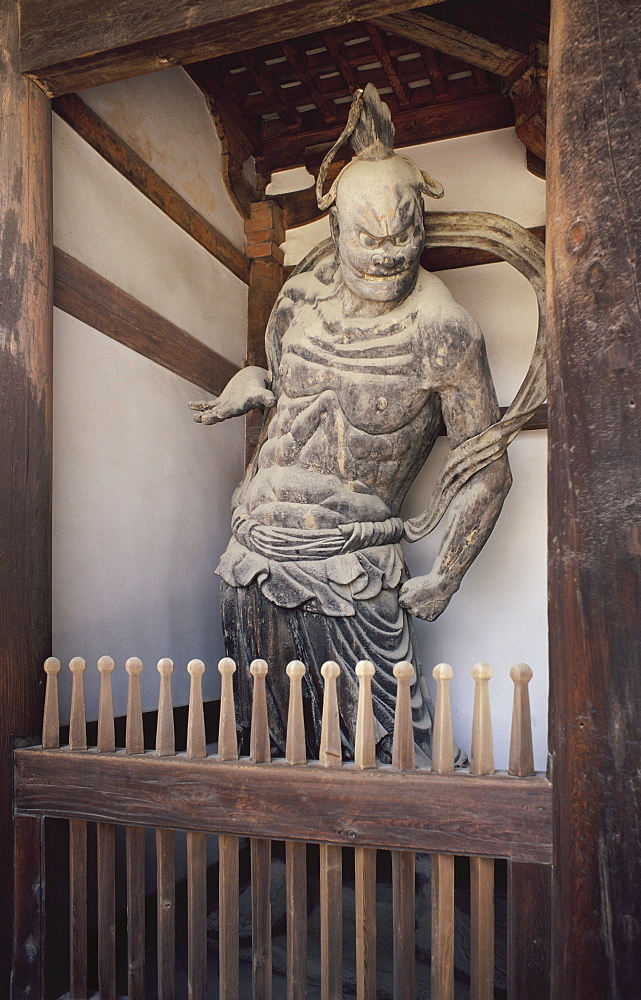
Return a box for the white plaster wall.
[53,69,247,720]
[279,128,548,769]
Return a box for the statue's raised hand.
[398,572,458,622]
[189,366,275,424]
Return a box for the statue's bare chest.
[277,302,432,433]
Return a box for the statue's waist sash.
[231,508,404,561]
[216,508,406,616]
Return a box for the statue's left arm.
[399,311,512,621]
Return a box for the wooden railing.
[13,654,551,1000]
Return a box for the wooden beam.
[54,248,239,395]
[52,93,250,284]
[15,749,553,862]
[21,0,446,98]
[373,11,526,78]
[0,2,52,992]
[258,92,514,174]
[547,1,641,997]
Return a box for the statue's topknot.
[315,84,444,210]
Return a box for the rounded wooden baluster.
[392,661,415,771]
[470,662,494,776]
[156,658,175,757]
[42,657,61,749]
[355,660,376,770]
[217,657,238,762]
[432,663,455,775]
[186,659,206,760]
[509,663,535,777]
[249,659,270,763]
[320,661,341,768]
[125,657,144,755]
[69,657,87,751]
[286,660,306,765]
[97,656,115,753]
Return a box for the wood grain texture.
[507,862,551,1000]
[218,834,239,1000]
[156,827,176,1000]
[0,5,52,991]
[508,664,535,777]
[53,247,239,397]
[431,853,454,1000]
[319,661,342,1000]
[187,830,208,1000]
[11,816,45,1000]
[126,825,146,1000]
[251,838,272,1000]
[42,658,61,750]
[286,841,307,1000]
[52,93,249,283]
[15,750,553,861]
[374,11,524,76]
[21,0,446,96]
[547,2,641,996]
[354,846,376,1000]
[470,856,494,1000]
[69,818,88,1000]
[97,821,116,1000]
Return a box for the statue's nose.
[373,249,404,268]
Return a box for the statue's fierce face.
[331,156,425,304]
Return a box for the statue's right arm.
[188,366,275,424]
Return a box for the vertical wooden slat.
[319,661,342,1000]
[0,6,52,986]
[391,662,415,1000]
[42,657,61,749]
[68,657,88,1000]
[430,664,455,1000]
[507,862,551,1000]
[156,658,175,1000]
[249,659,271,1000]
[470,663,494,1000]
[508,663,535,777]
[548,2,641,995]
[125,657,145,1000]
[186,659,208,1000]
[354,660,377,1000]
[11,816,45,1000]
[218,656,240,1000]
[97,656,116,1000]
[285,661,307,1000]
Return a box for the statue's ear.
[329,207,340,244]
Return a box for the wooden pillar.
[547,2,641,997]
[244,200,284,462]
[1,0,53,994]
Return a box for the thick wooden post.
[1,0,53,994]
[244,200,284,462]
[547,2,641,997]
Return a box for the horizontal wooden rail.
[53,93,250,284]
[54,247,239,395]
[15,749,552,863]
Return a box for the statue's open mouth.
[356,267,410,281]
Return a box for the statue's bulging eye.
[393,229,411,246]
[359,232,379,249]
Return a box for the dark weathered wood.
[507,862,551,1000]
[470,856,494,1000]
[11,816,44,1000]
[21,0,445,96]
[97,822,116,1000]
[187,830,208,1000]
[156,827,176,1000]
[126,826,146,1000]
[15,750,553,861]
[53,247,240,396]
[0,3,52,992]
[547,2,641,997]
[52,93,249,284]
[69,818,88,1000]
[374,11,524,76]
[218,834,239,1000]
[258,93,514,174]
[251,838,272,1000]
[286,842,307,1000]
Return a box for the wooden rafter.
[280,40,337,124]
[366,24,410,106]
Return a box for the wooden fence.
[13,654,551,1000]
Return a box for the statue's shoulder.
[278,257,339,309]
[413,269,487,377]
